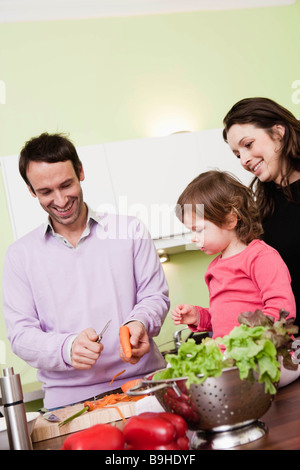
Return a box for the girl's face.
[184,211,240,258]
[226,123,285,184]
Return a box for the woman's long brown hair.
[223,97,300,220]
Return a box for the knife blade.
[96,319,111,343]
[39,408,61,422]
[87,387,124,402]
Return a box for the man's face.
[26,160,85,229]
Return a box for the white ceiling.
[0,0,296,23]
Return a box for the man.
[2,133,170,409]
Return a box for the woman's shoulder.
[276,177,300,199]
[289,177,300,197]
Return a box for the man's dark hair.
[19,132,82,193]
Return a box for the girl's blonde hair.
[176,170,263,244]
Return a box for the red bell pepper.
[123,412,189,450]
[61,423,125,450]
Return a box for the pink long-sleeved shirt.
[191,240,296,339]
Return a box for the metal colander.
[127,366,274,432]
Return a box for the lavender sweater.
[2,211,170,408]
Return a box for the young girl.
[171,170,296,340]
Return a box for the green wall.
[1,2,300,387]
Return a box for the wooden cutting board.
[31,400,136,442]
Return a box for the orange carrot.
[119,325,132,358]
[110,369,126,385]
[121,379,142,394]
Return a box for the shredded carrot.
[84,393,143,412]
[110,369,126,386]
[59,392,145,427]
[104,405,126,421]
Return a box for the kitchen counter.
[32,377,300,451]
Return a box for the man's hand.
[119,321,150,365]
[71,328,103,369]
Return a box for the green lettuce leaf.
[220,325,280,392]
[153,338,228,387]
[154,311,297,395]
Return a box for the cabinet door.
[104,132,201,240]
[1,130,252,243]
[104,129,252,241]
[78,144,116,213]
[1,154,47,239]
[194,128,252,186]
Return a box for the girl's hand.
[171,304,199,327]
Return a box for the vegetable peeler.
[96,320,111,343]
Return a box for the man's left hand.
[119,320,150,364]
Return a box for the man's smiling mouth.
[53,200,74,214]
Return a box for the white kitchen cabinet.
[0,144,116,240]
[1,129,252,247]
[103,132,202,241]
[78,144,117,213]
[103,128,251,248]
[194,128,252,184]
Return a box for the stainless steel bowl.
[127,366,274,432]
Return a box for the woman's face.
[226,123,285,184]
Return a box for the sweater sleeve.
[250,249,296,320]
[2,246,73,372]
[189,306,212,332]
[121,218,170,337]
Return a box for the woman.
[223,97,300,329]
